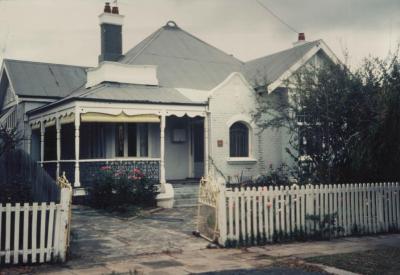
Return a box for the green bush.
[227,163,294,188]
[0,174,32,203]
[88,166,158,211]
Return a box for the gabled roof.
[119,21,243,91]
[243,40,321,86]
[3,59,87,98]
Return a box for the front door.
[192,120,204,178]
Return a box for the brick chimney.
[293,32,306,47]
[98,2,124,62]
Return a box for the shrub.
[0,173,32,203]
[89,166,115,209]
[88,166,158,211]
[227,163,295,188]
[131,169,159,206]
[254,164,292,187]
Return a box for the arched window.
[229,122,249,157]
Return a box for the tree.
[254,53,400,184]
[0,125,21,157]
[350,57,400,182]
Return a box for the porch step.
[174,198,199,207]
[172,183,199,208]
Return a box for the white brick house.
[0,4,339,205]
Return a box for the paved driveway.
[68,205,208,267]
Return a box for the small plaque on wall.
[217,140,223,147]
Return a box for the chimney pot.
[298,32,305,41]
[111,6,119,14]
[104,2,111,13]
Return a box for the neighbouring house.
[0,3,339,206]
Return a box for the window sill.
[227,157,257,165]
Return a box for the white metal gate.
[196,177,220,242]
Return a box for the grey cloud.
[0,0,399,68]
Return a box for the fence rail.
[0,186,71,265]
[214,182,400,246]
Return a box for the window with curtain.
[115,123,149,157]
[115,123,125,157]
[80,123,106,159]
[229,122,249,157]
[138,124,148,157]
[127,124,137,157]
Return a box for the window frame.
[229,121,250,158]
[226,118,257,164]
[114,123,150,158]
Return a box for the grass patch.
[307,247,400,275]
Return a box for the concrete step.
[173,185,199,190]
[174,193,198,199]
[173,187,199,195]
[172,183,200,208]
[174,190,199,196]
[174,204,198,208]
[174,198,199,207]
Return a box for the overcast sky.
[0,0,399,69]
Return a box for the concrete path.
[67,205,207,266]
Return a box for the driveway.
[68,205,208,267]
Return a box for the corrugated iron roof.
[120,22,243,91]
[28,82,206,116]
[73,82,198,104]
[120,24,321,90]
[4,59,87,98]
[3,22,323,106]
[243,40,321,86]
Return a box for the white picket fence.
[0,187,72,265]
[216,183,400,246]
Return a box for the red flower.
[100,166,111,171]
[133,168,142,174]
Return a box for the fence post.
[217,186,227,246]
[57,187,71,262]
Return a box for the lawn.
[307,247,400,275]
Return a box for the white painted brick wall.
[208,73,284,181]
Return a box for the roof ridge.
[121,23,243,66]
[67,83,107,99]
[178,27,244,65]
[121,27,165,64]
[4,58,89,69]
[136,51,240,65]
[245,40,321,64]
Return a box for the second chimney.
[293,32,306,47]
